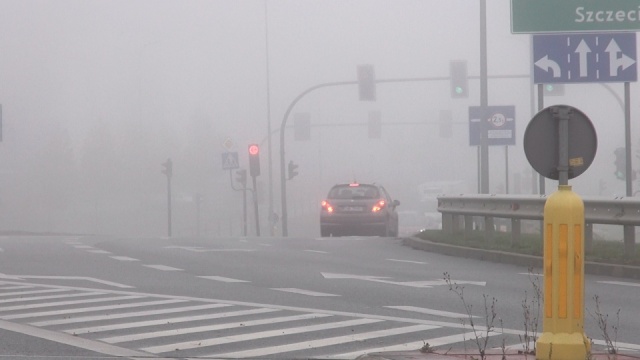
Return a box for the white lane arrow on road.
[321,272,485,288]
[606,39,636,77]
[575,39,591,78]
[535,55,561,78]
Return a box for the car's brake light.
[349,183,359,187]
[321,200,334,213]
[372,199,386,212]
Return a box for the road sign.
[524,105,597,180]
[222,137,234,151]
[221,152,239,170]
[533,33,637,84]
[469,106,516,146]
[511,0,640,34]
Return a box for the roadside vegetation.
[416,229,640,266]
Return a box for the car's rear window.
[328,185,379,199]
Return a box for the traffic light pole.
[252,175,260,237]
[230,170,248,237]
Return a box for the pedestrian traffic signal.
[449,60,468,98]
[287,161,299,180]
[248,144,260,177]
[357,64,376,101]
[544,84,564,96]
[161,158,172,178]
[236,169,247,187]
[614,147,625,180]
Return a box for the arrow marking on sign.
[321,272,485,288]
[535,55,561,78]
[575,39,591,78]
[606,39,636,77]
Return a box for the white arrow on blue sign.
[533,33,637,84]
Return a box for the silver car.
[320,183,400,237]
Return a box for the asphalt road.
[0,234,638,359]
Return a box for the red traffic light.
[248,144,259,156]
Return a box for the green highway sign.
[512,0,640,34]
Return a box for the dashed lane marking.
[598,280,640,288]
[271,288,340,297]
[386,258,427,265]
[142,264,183,271]
[198,275,249,283]
[385,306,477,319]
[305,249,329,254]
[110,256,139,261]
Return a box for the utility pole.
[161,158,173,238]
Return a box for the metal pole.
[242,189,247,236]
[479,0,489,194]
[623,81,635,253]
[252,176,260,237]
[167,176,172,238]
[505,146,509,194]
[537,84,546,195]
[555,106,570,186]
[264,0,275,236]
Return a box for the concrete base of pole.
[536,332,590,360]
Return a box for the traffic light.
[248,144,260,177]
[235,169,247,187]
[287,160,299,180]
[439,109,453,138]
[368,111,381,139]
[449,60,468,98]
[614,147,626,180]
[161,158,172,178]
[543,84,564,96]
[357,64,376,101]
[294,113,311,141]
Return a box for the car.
[320,182,400,237]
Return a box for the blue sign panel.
[469,106,516,146]
[533,33,637,84]
[221,151,239,170]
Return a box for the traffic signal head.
[287,160,299,180]
[614,147,626,180]
[449,60,468,98]
[161,158,173,178]
[357,64,376,101]
[248,144,260,177]
[543,84,565,96]
[235,169,247,187]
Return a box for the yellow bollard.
[536,185,590,360]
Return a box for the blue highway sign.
[469,106,516,146]
[221,151,239,170]
[533,33,637,84]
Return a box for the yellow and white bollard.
[536,185,590,360]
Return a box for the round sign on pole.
[523,105,597,180]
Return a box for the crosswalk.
[0,280,528,359]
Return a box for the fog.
[0,0,636,237]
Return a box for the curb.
[403,237,640,280]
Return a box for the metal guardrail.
[437,194,640,247]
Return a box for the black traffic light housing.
[449,60,468,98]
[614,147,626,180]
[161,158,173,178]
[248,144,260,177]
[287,160,299,180]
[235,169,247,187]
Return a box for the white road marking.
[143,264,183,271]
[73,245,94,249]
[322,272,485,288]
[598,280,640,288]
[210,324,437,358]
[0,285,32,291]
[386,258,427,265]
[385,306,477,318]
[32,303,228,327]
[103,310,309,345]
[315,237,366,241]
[110,256,139,261]
[4,299,187,320]
[592,339,640,351]
[0,319,149,358]
[9,275,133,288]
[0,288,69,298]
[198,276,249,283]
[0,295,144,312]
[143,317,381,354]
[305,250,329,254]
[86,249,112,254]
[271,288,340,297]
[0,291,104,304]
[164,246,255,252]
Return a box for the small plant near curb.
[419,341,434,353]
[444,272,500,360]
[588,295,621,357]
[519,267,542,355]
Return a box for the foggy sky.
[0,0,635,236]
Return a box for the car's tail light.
[321,200,334,213]
[372,199,386,212]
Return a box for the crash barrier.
[437,194,640,248]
